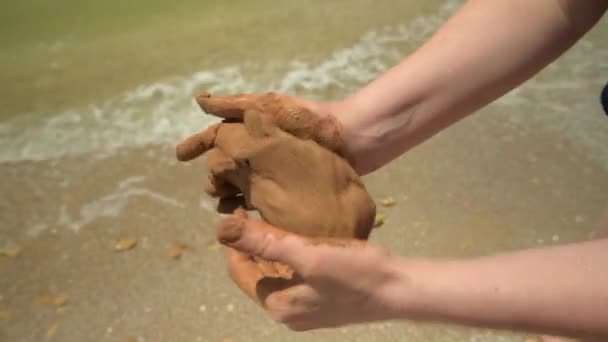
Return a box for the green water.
[1,0,438,116]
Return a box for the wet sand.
[2,1,607,340]
[1,106,607,341]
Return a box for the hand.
[175,97,376,240]
[177,92,346,160]
[217,209,407,331]
[177,92,379,175]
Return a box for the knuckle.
[254,232,275,258]
[265,92,279,99]
[266,295,301,325]
[297,254,322,279]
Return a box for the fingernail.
[218,218,244,245]
[175,143,194,162]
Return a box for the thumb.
[216,214,309,271]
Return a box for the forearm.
[391,238,608,338]
[335,0,607,174]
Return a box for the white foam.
[57,176,184,233]
[199,197,216,213]
[26,223,49,238]
[494,37,608,167]
[0,0,458,163]
[1,0,607,170]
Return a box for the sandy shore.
[2,107,607,341]
[1,0,607,340]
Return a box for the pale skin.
[191,0,608,339]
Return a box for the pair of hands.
[176,92,403,330]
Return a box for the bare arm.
[399,238,608,338]
[218,215,608,338]
[185,0,608,336]
[334,0,608,174]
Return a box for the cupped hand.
[217,209,406,331]
[175,97,376,240]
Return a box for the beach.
[1,1,608,341]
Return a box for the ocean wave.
[0,0,458,163]
[1,0,607,169]
[57,176,184,233]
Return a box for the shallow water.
[1,1,608,341]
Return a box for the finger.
[256,276,302,308]
[264,282,318,314]
[275,105,345,154]
[227,249,294,304]
[234,207,248,219]
[253,257,294,280]
[243,109,277,138]
[270,95,346,155]
[196,92,263,119]
[285,318,342,332]
[227,248,264,302]
[254,258,281,278]
[207,148,238,178]
[217,216,310,272]
[272,260,295,279]
[175,123,220,161]
[260,282,322,328]
[205,175,240,198]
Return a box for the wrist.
[379,257,460,322]
[324,98,380,175]
[371,256,430,321]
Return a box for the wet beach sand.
[2,0,608,340]
[2,108,607,341]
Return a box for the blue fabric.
[602,81,608,115]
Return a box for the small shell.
[207,242,221,252]
[379,197,396,207]
[0,244,22,258]
[36,292,69,307]
[114,239,137,252]
[54,293,69,307]
[36,294,55,306]
[46,321,60,338]
[170,243,190,260]
[373,213,386,228]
